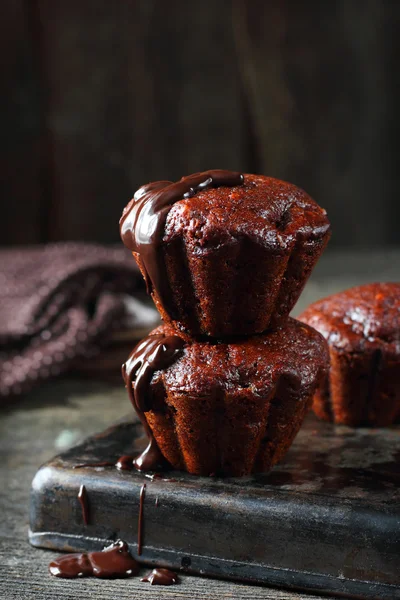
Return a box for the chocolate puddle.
[48,540,139,579]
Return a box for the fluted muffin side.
[122,172,330,338]
[299,283,400,426]
[130,319,329,476]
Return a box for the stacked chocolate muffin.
[119,170,331,476]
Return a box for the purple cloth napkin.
[0,243,144,400]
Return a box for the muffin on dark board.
[120,170,331,338]
[299,283,400,426]
[123,319,329,476]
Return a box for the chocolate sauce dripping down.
[119,170,244,310]
[122,332,185,471]
[138,483,146,556]
[77,484,89,525]
[48,540,139,579]
[141,568,178,586]
[74,334,184,473]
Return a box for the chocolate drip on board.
[77,484,89,525]
[119,170,244,310]
[122,332,185,471]
[48,540,139,579]
[138,483,146,556]
[141,567,178,586]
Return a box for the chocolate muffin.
[120,170,331,338]
[299,283,400,426]
[123,319,328,476]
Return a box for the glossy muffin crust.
[299,283,400,426]
[132,319,328,476]
[121,172,331,338]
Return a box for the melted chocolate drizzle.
[77,484,89,525]
[119,170,244,310]
[138,483,146,556]
[141,567,178,586]
[122,332,185,471]
[48,540,139,579]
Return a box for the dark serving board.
[29,414,400,599]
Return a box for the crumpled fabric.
[0,243,147,400]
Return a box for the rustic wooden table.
[1,250,399,600]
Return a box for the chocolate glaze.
[141,568,178,586]
[138,483,146,556]
[77,484,89,525]
[119,170,244,310]
[48,540,139,579]
[122,332,185,471]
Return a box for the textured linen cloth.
[0,243,152,400]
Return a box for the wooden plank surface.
[1,250,399,599]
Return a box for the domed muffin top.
[149,319,328,396]
[300,283,400,354]
[164,173,330,252]
[120,171,330,318]
[120,170,244,252]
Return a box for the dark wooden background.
[1,0,399,248]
